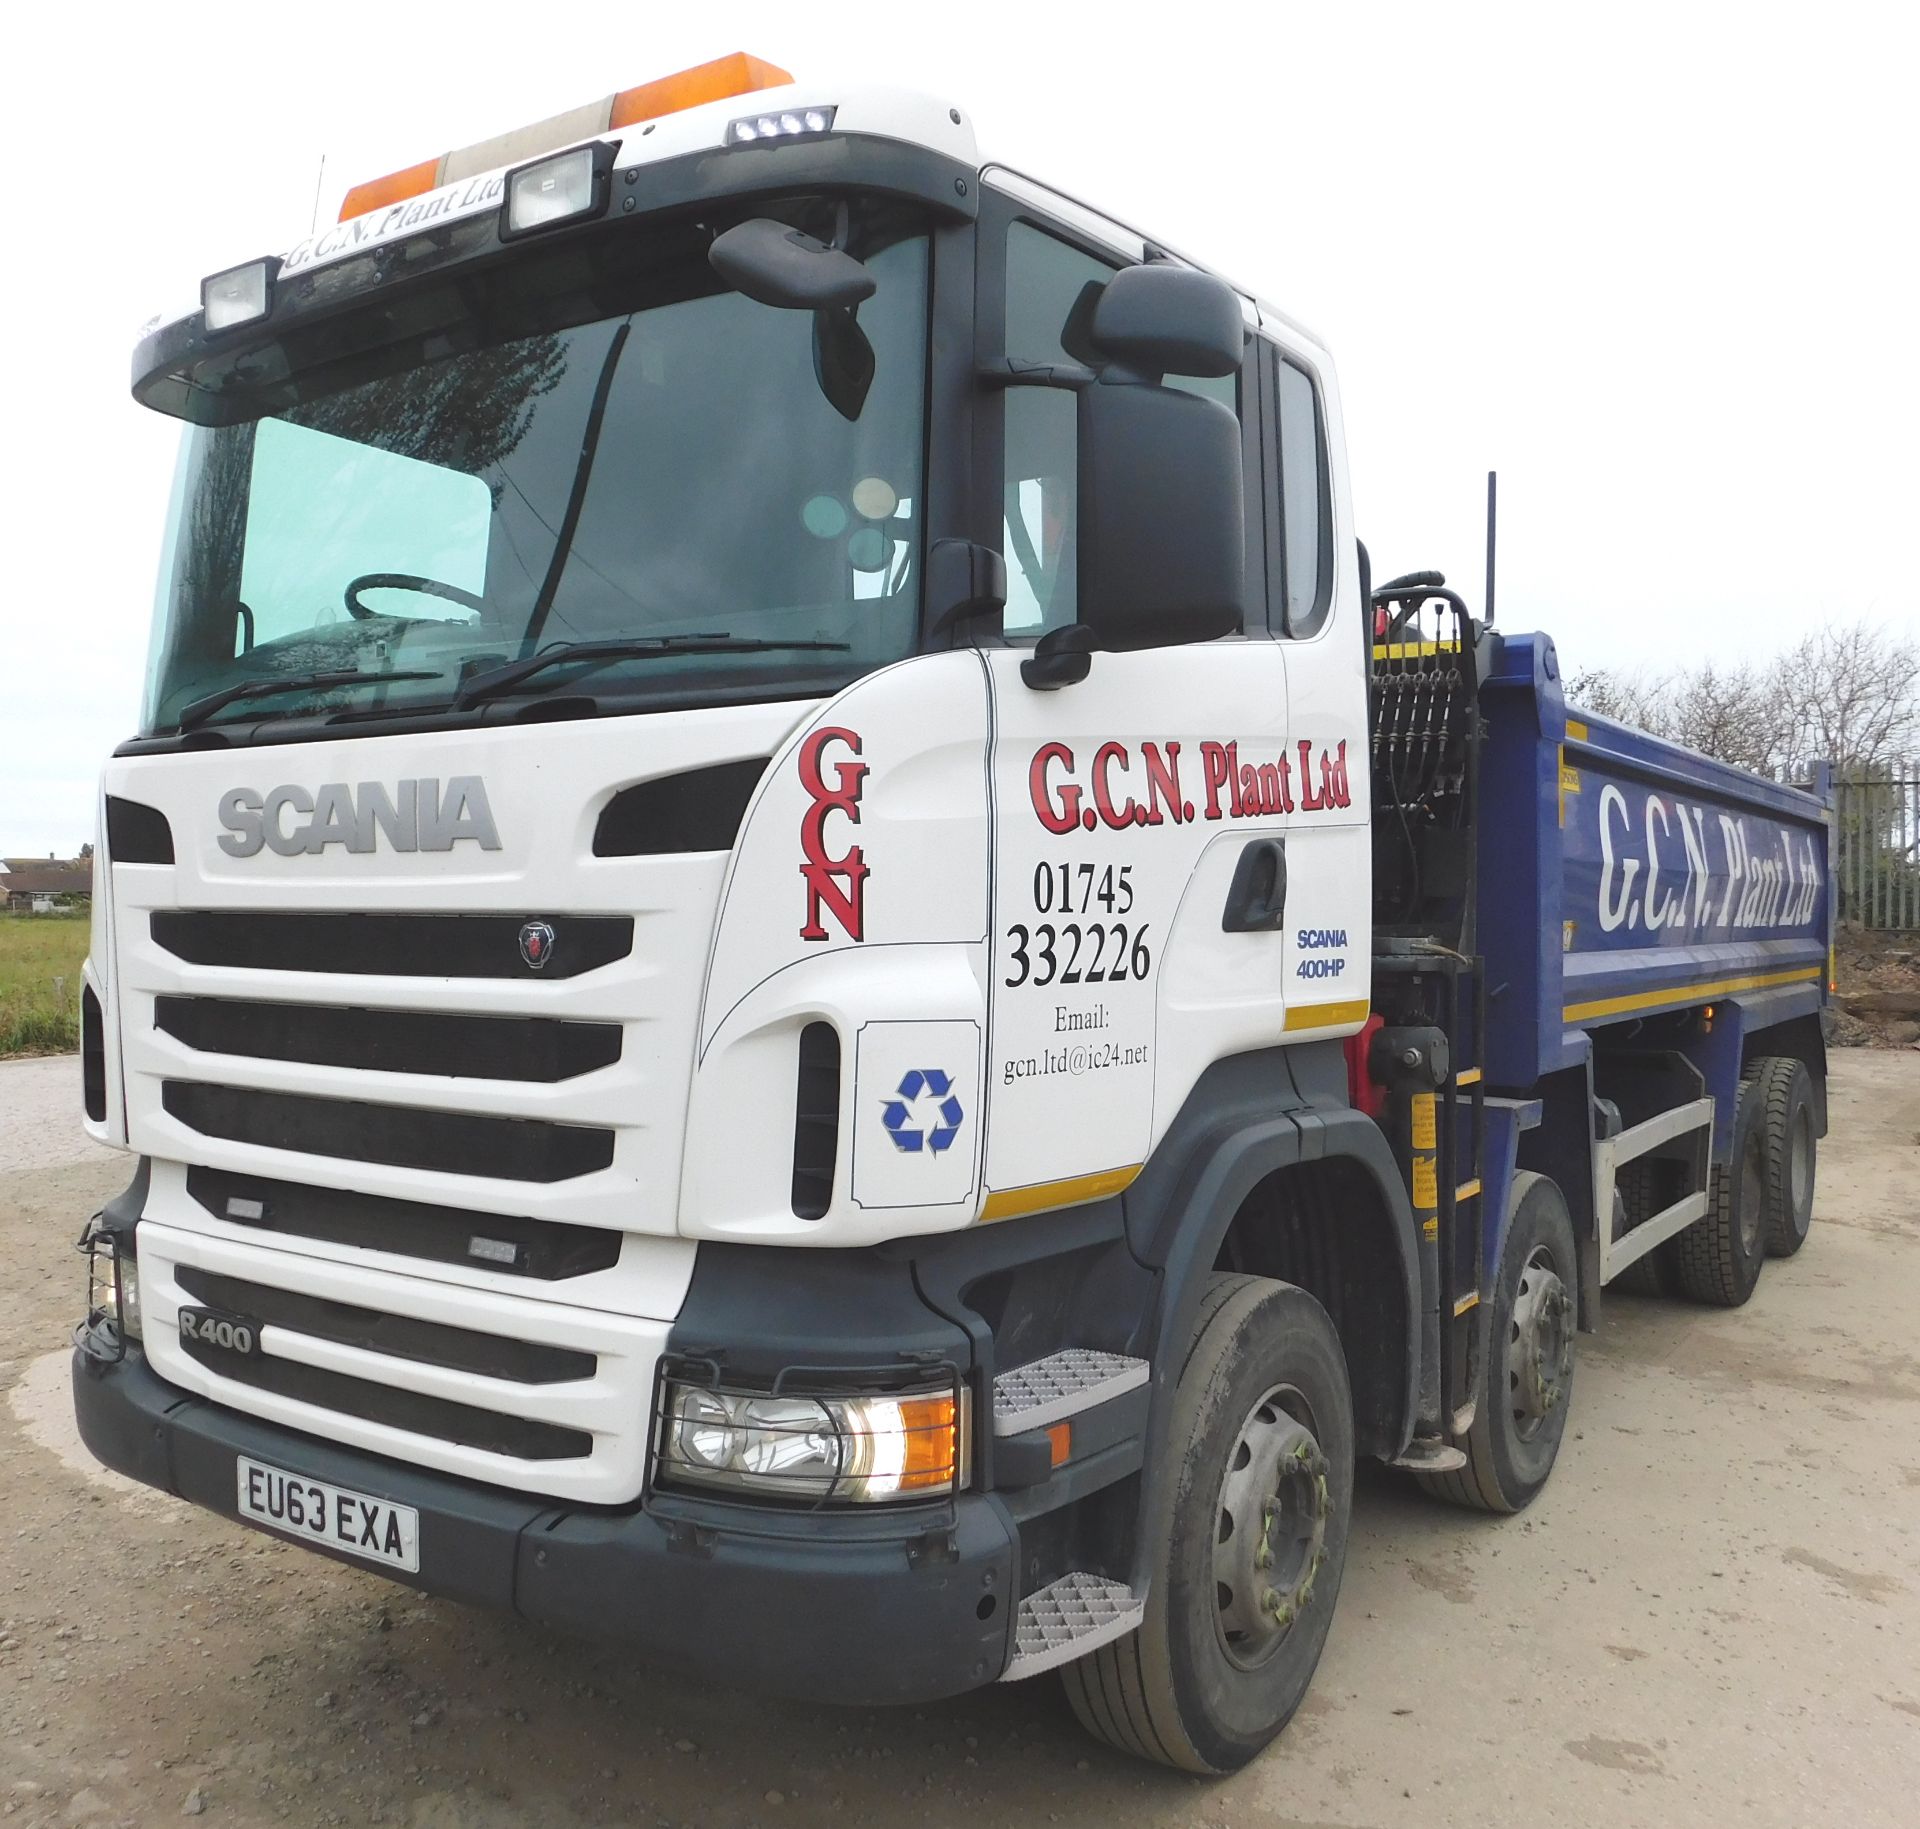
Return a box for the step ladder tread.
[992,1348,1148,1435]
[1001,1571,1144,1681]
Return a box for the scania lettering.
[215,776,502,856]
[72,52,1833,1775]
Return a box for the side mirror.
[708,219,876,310]
[709,219,878,422]
[1086,264,1244,383]
[1075,265,1247,653]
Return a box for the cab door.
[971,183,1296,1218]
[1253,326,1371,1031]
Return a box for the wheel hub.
[1212,1385,1329,1669]
[1508,1247,1572,1441]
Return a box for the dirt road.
[4,1053,1917,1827]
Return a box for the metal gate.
[1834,765,1920,929]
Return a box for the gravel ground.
[3,1051,1917,1827]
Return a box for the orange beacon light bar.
[337,52,794,223]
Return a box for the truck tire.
[1609,1161,1677,1296]
[1747,1056,1817,1257]
[1672,1077,1768,1305]
[1416,1171,1576,1514]
[1061,1273,1353,1774]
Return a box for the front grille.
[150,910,634,979]
[140,1224,662,1503]
[154,996,622,1082]
[175,1266,595,1384]
[176,1330,591,1460]
[163,1081,616,1182]
[185,1167,621,1279]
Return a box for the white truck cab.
[73,53,1831,1775]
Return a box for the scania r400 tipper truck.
[73,54,1833,1773]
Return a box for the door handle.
[1222,838,1288,932]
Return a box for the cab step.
[1001,1571,1144,1681]
[992,1349,1148,1436]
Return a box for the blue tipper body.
[1470,631,1830,1258]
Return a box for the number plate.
[235,1457,420,1572]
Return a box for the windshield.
[141,201,930,734]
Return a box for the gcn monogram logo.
[797,726,868,943]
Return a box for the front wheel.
[1417,1170,1577,1513]
[1061,1274,1354,1774]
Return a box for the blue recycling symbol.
[882,1069,965,1154]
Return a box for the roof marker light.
[728,104,836,145]
[338,52,795,223]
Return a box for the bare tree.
[1660,661,1791,777]
[1771,624,1920,772]
[1566,619,1918,777]
[1564,662,1662,729]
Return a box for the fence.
[1833,765,1920,930]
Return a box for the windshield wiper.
[451,636,852,710]
[172,668,442,733]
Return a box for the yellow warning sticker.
[1413,1154,1437,1208]
[1411,1094,1437,1150]
[1560,763,1581,796]
[1422,1215,1439,1239]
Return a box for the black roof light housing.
[499,140,618,242]
[132,134,978,427]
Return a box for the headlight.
[656,1377,969,1504]
[75,1221,139,1355]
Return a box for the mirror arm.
[1021,622,1094,692]
[976,357,1096,391]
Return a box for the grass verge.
[0,911,90,1056]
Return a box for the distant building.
[1,857,93,912]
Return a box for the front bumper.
[74,1338,1018,1705]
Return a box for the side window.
[1002,388,1078,638]
[1275,358,1332,637]
[1001,220,1239,638]
[1002,222,1113,637]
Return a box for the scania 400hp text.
[72,53,1833,1773]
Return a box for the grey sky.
[2,0,1912,857]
